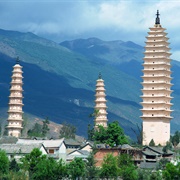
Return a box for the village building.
[94,144,143,167]
[7,58,24,137]
[94,73,108,128]
[140,146,174,169]
[16,138,66,160]
[141,10,173,146]
[0,143,47,162]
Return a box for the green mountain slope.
[0,30,179,139]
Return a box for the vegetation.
[149,139,155,146]
[0,148,180,179]
[27,118,50,138]
[92,121,129,147]
[59,122,76,139]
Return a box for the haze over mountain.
[0,29,179,139]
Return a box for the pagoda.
[94,73,108,128]
[7,58,24,137]
[141,11,173,146]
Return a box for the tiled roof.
[0,136,18,144]
[140,162,158,169]
[17,138,64,148]
[144,146,174,155]
[0,143,44,154]
[64,138,81,146]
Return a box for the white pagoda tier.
[7,59,24,137]
[94,73,108,128]
[141,11,173,146]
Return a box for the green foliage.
[9,159,20,172]
[171,131,180,147]
[27,123,43,137]
[85,151,99,179]
[32,157,58,180]
[0,150,9,175]
[3,125,8,136]
[42,118,50,137]
[93,121,129,147]
[157,158,169,170]
[117,154,138,180]
[59,122,76,139]
[162,162,180,180]
[55,159,68,179]
[162,141,173,154]
[149,139,155,146]
[100,153,119,178]
[20,148,46,178]
[67,157,86,180]
[87,124,94,141]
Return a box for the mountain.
[0,30,179,140]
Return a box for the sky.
[0,0,180,60]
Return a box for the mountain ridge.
[0,29,179,139]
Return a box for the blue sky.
[0,0,180,60]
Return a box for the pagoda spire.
[7,59,24,137]
[141,12,173,146]
[94,73,108,128]
[155,10,160,25]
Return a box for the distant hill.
[0,29,179,140]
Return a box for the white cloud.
[0,0,179,60]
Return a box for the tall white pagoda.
[7,58,24,137]
[94,73,108,128]
[141,11,173,146]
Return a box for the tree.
[106,121,128,146]
[55,159,68,179]
[87,124,94,141]
[171,131,180,147]
[0,150,9,176]
[27,123,43,137]
[20,148,46,178]
[32,157,58,180]
[67,157,86,180]
[59,122,76,139]
[93,121,129,147]
[162,162,180,180]
[99,153,119,178]
[149,139,155,146]
[93,125,108,144]
[117,154,138,180]
[162,141,172,154]
[42,117,50,137]
[85,151,99,179]
[9,159,20,172]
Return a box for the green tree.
[0,150,9,176]
[85,151,99,179]
[32,157,58,180]
[87,124,94,141]
[149,139,155,146]
[9,159,20,172]
[20,148,46,178]
[171,131,180,147]
[117,154,138,180]
[27,123,43,137]
[55,159,68,179]
[162,162,180,180]
[162,141,172,154]
[42,118,50,137]
[67,157,86,180]
[59,122,76,139]
[100,153,119,178]
[93,121,129,147]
